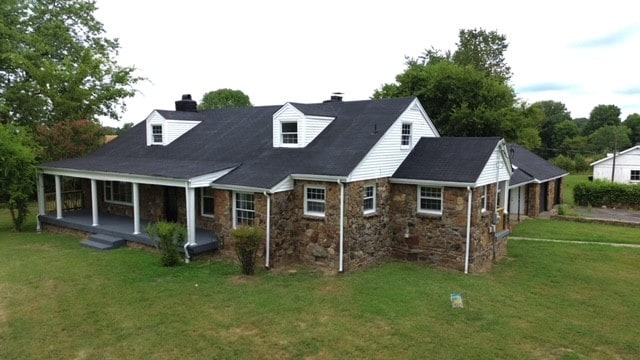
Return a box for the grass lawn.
[563,173,590,206]
[512,219,640,245]
[2,208,640,358]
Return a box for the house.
[37,94,512,273]
[591,145,640,184]
[507,144,568,220]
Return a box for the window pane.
[282,122,297,132]
[282,133,298,144]
[364,198,374,211]
[235,193,255,226]
[152,125,162,143]
[307,201,325,213]
[202,188,214,216]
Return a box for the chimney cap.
[324,92,343,103]
[175,94,197,112]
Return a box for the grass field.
[1,207,640,359]
[563,173,590,205]
[512,219,640,245]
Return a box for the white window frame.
[233,192,255,228]
[104,181,133,205]
[363,184,376,214]
[200,188,214,218]
[480,185,488,211]
[417,186,443,215]
[151,124,163,144]
[304,185,326,217]
[281,121,298,145]
[631,170,640,181]
[401,122,412,147]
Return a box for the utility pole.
[611,125,618,182]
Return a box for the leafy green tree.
[623,113,640,145]
[198,89,252,110]
[452,28,512,81]
[529,101,572,158]
[582,105,621,136]
[0,0,141,127]
[559,135,589,157]
[35,119,104,162]
[588,125,631,155]
[0,124,38,231]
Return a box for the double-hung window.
[281,122,298,144]
[104,181,132,205]
[363,185,376,214]
[305,186,325,216]
[151,125,163,144]
[401,123,412,147]
[234,192,255,227]
[480,185,488,211]
[201,188,214,218]
[418,186,442,214]
[631,170,640,181]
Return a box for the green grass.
[563,173,591,205]
[2,207,640,358]
[512,219,640,245]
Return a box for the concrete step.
[81,239,117,250]
[89,234,126,248]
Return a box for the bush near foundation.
[574,181,640,208]
[231,226,264,275]
[146,222,186,267]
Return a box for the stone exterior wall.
[527,183,541,217]
[344,179,393,271]
[389,184,506,272]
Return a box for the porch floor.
[39,211,218,254]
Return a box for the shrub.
[574,181,640,208]
[231,226,264,275]
[146,222,186,267]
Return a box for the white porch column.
[37,173,46,216]
[36,173,46,232]
[132,182,140,234]
[91,179,99,226]
[185,186,196,245]
[55,175,63,219]
[502,180,509,216]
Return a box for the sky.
[94,0,640,127]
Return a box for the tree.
[198,89,252,110]
[588,125,631,155]
[35,119,104,162]
[582,105,621,136]
[0,124,38,231]
[623,113,640,145]
[452,28,512,81]
[0,0,141,127]
[529,100,572,158]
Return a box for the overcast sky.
[94,0,640,127]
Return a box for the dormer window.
[151,125,163,144]
[281,122,298,144]
[401,123,412,147]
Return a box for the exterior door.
[165,187,179,222]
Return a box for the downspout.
[263,191,271,269]
[464,186,472,274]
[337,180,345,273]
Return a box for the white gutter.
[464,186,472,274]
[263,191,271,269]
[338,180,345,273]
[390,178,477,188]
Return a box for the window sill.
[303,213,325,220]
[417,211,442,219]
[201,214,215,219]
[363,211,378,218]
[105,200,133,206]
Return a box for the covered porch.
[39,210,218,254]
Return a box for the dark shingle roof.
[392,137,502,183]
[507,144,568,186]
[42,97,416,188]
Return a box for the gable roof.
[590,145,640,166]
[392,137,503,184]
[41,97,416,189]
[507,144,568,187]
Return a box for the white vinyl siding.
[592,147,640,184]
[272,104,334,148]
[418,186,442,214]
[304,186,326,216]
[145,111,200,146]
[349,100,438,182]
[476,146,512,186]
